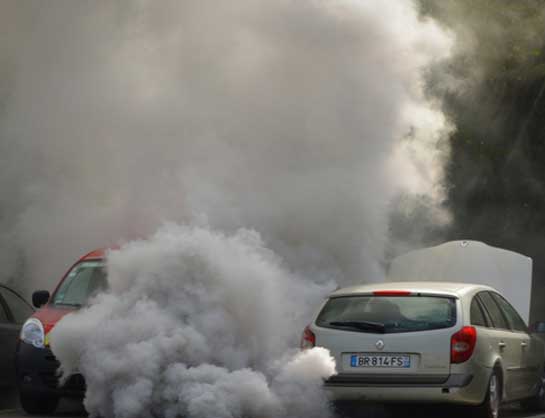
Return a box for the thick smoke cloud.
[50,225,336,418]
[0,0,451,292]
[2,1,453,417]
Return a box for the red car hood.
[32,304,78,336]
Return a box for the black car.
[0,284,34,393]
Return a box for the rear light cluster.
[450,326,477,364]
[300,325,315,350]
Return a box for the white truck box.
[388,240,533,323]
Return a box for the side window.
[490,293,528,333]
[470,297,488,327]
[0,288,33,324]
[478,292,509,330]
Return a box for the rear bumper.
[324,370,489,405]
[326,373,472,386]
[15,341,86,398]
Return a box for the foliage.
[416,0,545,320]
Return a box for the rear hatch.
[313,291,459,384]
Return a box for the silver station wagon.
[302,282,545,418]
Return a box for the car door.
[490,292,539,395]
[0,287,34,389]
[468,294,496,366]
[0,291,18,389]
[477,291,526,401]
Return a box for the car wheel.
[474,370,501,418]
[521,368,545,411]
[19,393,59,415]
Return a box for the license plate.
[350,354,410,368]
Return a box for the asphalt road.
[1,398,544,418]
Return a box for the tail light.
[451,326,477,363]
[300,325,315,350]
[373,290,412,296]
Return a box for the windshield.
[316,295,456,334]
[53,261,108,307]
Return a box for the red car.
[16,249,107,414]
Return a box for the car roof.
[330,281,497,298]
[0,283,25,296]
[0,283,34,310]
[79,245,121,261]
[80,248,107,260]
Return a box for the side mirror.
[32,290,50,308]
[532,321,545,333]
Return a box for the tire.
[473,370,501,418]
[521,369,545,411]
[19,393,59,415]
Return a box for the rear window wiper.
[328,320,385,333]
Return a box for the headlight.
[20,318,45,349]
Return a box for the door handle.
[498,341,506,349]
[521,341,528,348]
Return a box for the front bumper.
[15,341,86,398]
[324,370,489,405]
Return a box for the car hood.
[32,304,78,336]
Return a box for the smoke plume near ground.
[2,0,454,417]
[0,0,451,292]
[50,225,336,418]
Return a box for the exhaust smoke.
[1,0,454,416]
[50,225,336,418]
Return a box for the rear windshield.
[316,295,456,334]
[52,261,108,307]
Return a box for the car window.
[53,261,107,306]
[0,288,33,324]
[316,295,456,334]
[535,322,545,333]
[490,292,528,333]
[477,292,509,330]
[470,296,488,327]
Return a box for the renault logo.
[376,340,385,351]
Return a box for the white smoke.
[50,225,336,418]
[2,0,454,416]
[0,0,451,291]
